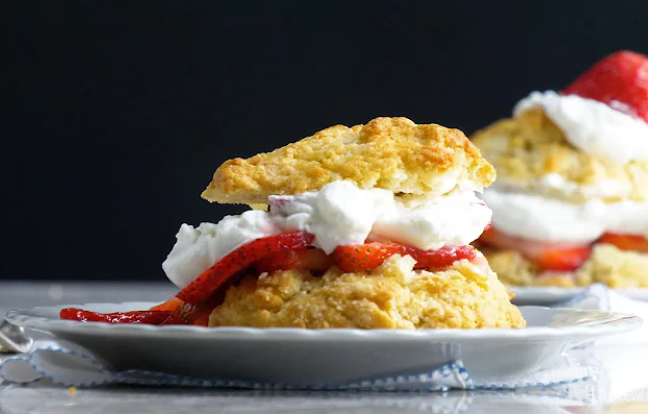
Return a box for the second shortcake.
[473,51,648,288]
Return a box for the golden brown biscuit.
[483,244,648,288]
[575,244,648,288]
[209,255,525,329]
[472,108,648,202]
[203,117,496,204]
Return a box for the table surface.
[0,281,647,414]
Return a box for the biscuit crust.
[208,255,525,329]
[481,243,648,288]
[203,117,495,204]
[472,108,648,202]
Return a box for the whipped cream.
[163,181,491,287]
[162,212,284,288]
[515,91,648,165]
[482,188,648,244]
[539,173,632,199]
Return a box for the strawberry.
[255,248,334,273]
[534,246,593,272]
[598,233,648,253]
[331,242,476,273]
[150,297,184,312]
[176,231,314,304]
[60,308,174,324]
[480,227,591,272]
[63,232,316,325]
[332,243,403,273]
[160,298,222,326]
[412,245,477,270]
[146,297,210,326]
[562,51,648,122]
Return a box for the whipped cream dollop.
[161,213,284,288]
[163,181,491,288]
[515,91,648,165]
[538,173,632,199]
[482,189,648,245]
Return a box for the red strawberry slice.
[60,308,174,324]
[412,245,477,270]
[562,51,648,122]
[160,298,223,326]
[332,244,402,272]
[598,233,648,253]
[62,232,316,325]
[534,247,593,272]
[176,231,314,304]
[331,242,476,273]
[255,248,334,273]
[480,227,591,272]
[150,297,184,312]
[147,297,213,326]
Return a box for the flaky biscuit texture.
[203,117,495,204]
[208,255,525,329]
[472,108,648,202]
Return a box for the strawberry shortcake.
[61,117,524,328]
[473,51,648,288]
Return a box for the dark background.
[2,1,646,280]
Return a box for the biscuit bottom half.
[208,255,525,329]
[482,244,648,288]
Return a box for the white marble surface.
[1,282,648,413]
[0,388,589,414]
[2,385,648,414]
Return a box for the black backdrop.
[3,1,646,280]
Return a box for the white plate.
[6,302,642,385]
[510,287,648,305]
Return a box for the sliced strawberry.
[598,233,648,253]
[534,247,593,272]
[60,308,174,324]
[332,243,403,272]
[176,231,314,304]
[480,227,591,272]
[63,232,316,325]
[150,297,184,312]
[414,245,477,269]
[562,51,648,122]
[332,242,476,273]
[159,300,217,326]
[255,248,334,273]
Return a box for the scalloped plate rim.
[6,301,642,341]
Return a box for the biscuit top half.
[472,108,648,203]
[202,117,495,204]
